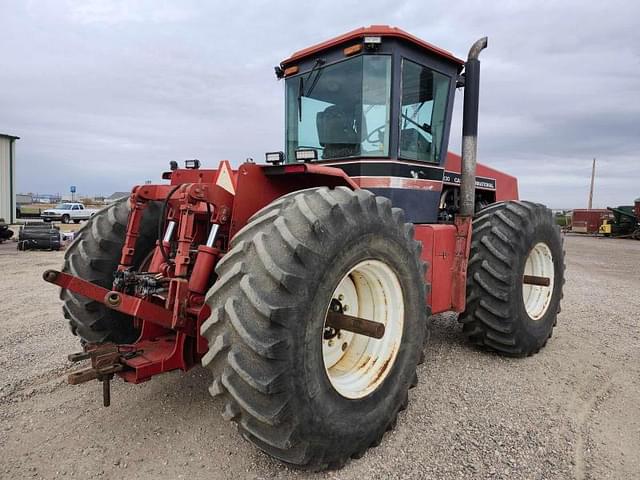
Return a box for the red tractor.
[44,26,564,470]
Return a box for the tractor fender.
[228,162,357,239]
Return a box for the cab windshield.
[285,55,391,161]
[55,203,73,210]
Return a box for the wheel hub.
[322,260,404,399]
[522,242,555,320]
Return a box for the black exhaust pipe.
[460,37,488,217]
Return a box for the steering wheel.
[365,125,385,144]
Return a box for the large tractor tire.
[459,200,565,356]
[201,187,428,470]
[60,197,160,344]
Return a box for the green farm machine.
[599,198,640,239]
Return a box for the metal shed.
[0,133,19,223]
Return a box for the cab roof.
[280,25,464,68]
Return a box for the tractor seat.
[399,128,431,161]
[317,105,360,159]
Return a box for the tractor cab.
[277,26,465,222]
[279,26,463,165]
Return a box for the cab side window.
[399,59,450,163]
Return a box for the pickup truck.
[41,202,99,224]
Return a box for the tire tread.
[459,200,565,356]
[202,187,427,469]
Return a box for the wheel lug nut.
[338,294,344,301]
[343,305,349,312]
[341,342,348,351]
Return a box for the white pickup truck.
[41,202,100,224]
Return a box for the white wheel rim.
[522,242,555,320]
[322,260,404,399]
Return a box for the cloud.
[1,0,638,208]
[63,0,195,25]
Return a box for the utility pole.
[588,158,596,209]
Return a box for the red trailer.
[570,209,610,234]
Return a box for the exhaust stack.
[460,37,488,217]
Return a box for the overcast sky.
[1,0,638,208]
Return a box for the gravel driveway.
[1,235,638,479]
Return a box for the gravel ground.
[0,235,638,480]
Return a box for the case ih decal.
[443,171,496,190]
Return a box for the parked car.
[41,202,99,224]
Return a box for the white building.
[0,134,19,223]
